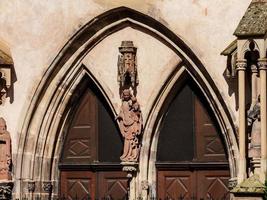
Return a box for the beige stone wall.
[0,0,250,154]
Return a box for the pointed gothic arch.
[15,6,238,198]
[140,66,237,198]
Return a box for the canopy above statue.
[234,0,267,37]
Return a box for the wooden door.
[195,97,227,162]
[156,82,230,200]
[158,171,195,200]
[60,84,125,199]
[98,172,128,199]
[196,170,230,200]
[60,171,96,199]
[158,170,230,200]
[61,89,98,164]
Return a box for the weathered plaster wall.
[0,0,251,153]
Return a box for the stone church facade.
[0,0,267,199]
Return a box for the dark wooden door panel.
[60,171,128,200]
[61,89,98,164]
[60,171,96,200]
[98,172,128,200]
[195,97,227,161]
[157,170,230,200]
[197,170,230,200]
[158,171,195,200]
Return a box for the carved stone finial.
[0,118,12,181]
[117,41,138,96]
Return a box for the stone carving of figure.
[0,118,11,180]
[116,89,143,162]
[247,95,261,174]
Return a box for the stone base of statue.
[121,162,138,178]
[0,181,13,200]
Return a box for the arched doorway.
[156,79,230,199]
[59,79,128,199]
[15,7,238,199]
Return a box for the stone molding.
[15,7,238,199]
[236,60,247,71]
[258,58,267,70]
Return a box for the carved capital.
[236,60,247,71]
[258,58,267,70]
[27,181,35,193]
[228,178,237,190]
[42,181,52,193]
[121,161,138,178]
[0,181,13,200]
[250,64,258,73]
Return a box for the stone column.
[258,58,267,182]
[237,59,247,183]
[251,65,258,106]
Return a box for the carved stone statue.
[247,96,261,175]
[117,41,138,96]
[116,89,142,162]
[0,118,11,180]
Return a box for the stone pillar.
[236,59,247,183]
[258,58,267,182]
